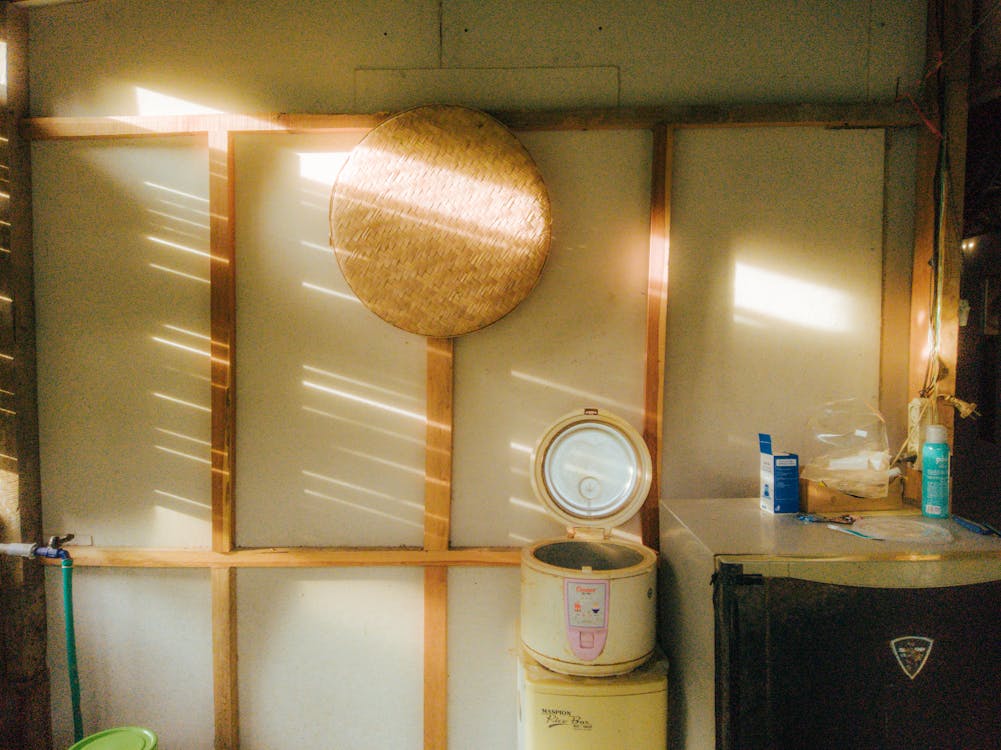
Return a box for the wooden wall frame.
[17,101,917,749]
[907,0,971,430]
[0,4,50,748]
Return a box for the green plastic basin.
[67,726,158,750]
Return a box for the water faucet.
[0,533,74,559]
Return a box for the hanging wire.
[915,0,951,399]
[934,0,1001,81]
[879,1,995,466]
[904,0,1001,400]
[904,0,1001,453]
[900,0,1001,111]
[938,0,1001,241]
[896,0,1001,140]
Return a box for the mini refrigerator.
[658,498,1001,750]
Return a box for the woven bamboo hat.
[329,104,551,337]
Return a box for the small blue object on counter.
[952,515,1001,536]
[759,433,799,513]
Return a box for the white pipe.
[0,542,37,558]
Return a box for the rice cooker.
[520,408,658,677]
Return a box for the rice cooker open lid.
[531,409,653,532]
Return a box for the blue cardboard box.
[759,433,799,513]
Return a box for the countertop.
[659,497,1001,559]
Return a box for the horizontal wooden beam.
[11,1,100,7]
[20,101,920,141]
[45,545,1001,568]
[44,545,521,568]
[494,100,921,131]
[20,112,388,140]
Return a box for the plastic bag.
[800,398,890,498]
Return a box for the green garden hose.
[62,558,84,743]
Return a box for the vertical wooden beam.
[423,336,453,749]
[424,337,454,552]
[209,129,236,554]
[423,567,448,750]
[212,567,239,750]
[208,129,239,748]
[0,4,51,749]
[934,0,971,433]
[908,0,971,437]
[909,129,938,398]
[641,124,672,551]
[880,129,917,453]
[0,2,37,575]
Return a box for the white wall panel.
[663,127,886,499]
[355,66,620,112]
[233,133,427,548]
[237,568,424,750]
[28,0,440,116]
[34,139,212,548]
[442,0,926,106]
[45,568,214,749]
[29,1,926,117]
[447,567,521,750]
[451,130,652,547]
[868,2,931,100]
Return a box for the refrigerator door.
[714,563,1001,750]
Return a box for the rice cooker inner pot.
[532,540,647,571]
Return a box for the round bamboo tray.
[329,104,551,337]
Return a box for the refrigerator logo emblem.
[891,636,934,680]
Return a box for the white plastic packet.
[799,398,891,497]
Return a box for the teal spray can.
[921,424,950,518]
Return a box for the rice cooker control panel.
[565,578,609,660]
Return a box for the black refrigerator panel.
[714,563,1001,750]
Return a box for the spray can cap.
[926,424,948,444]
